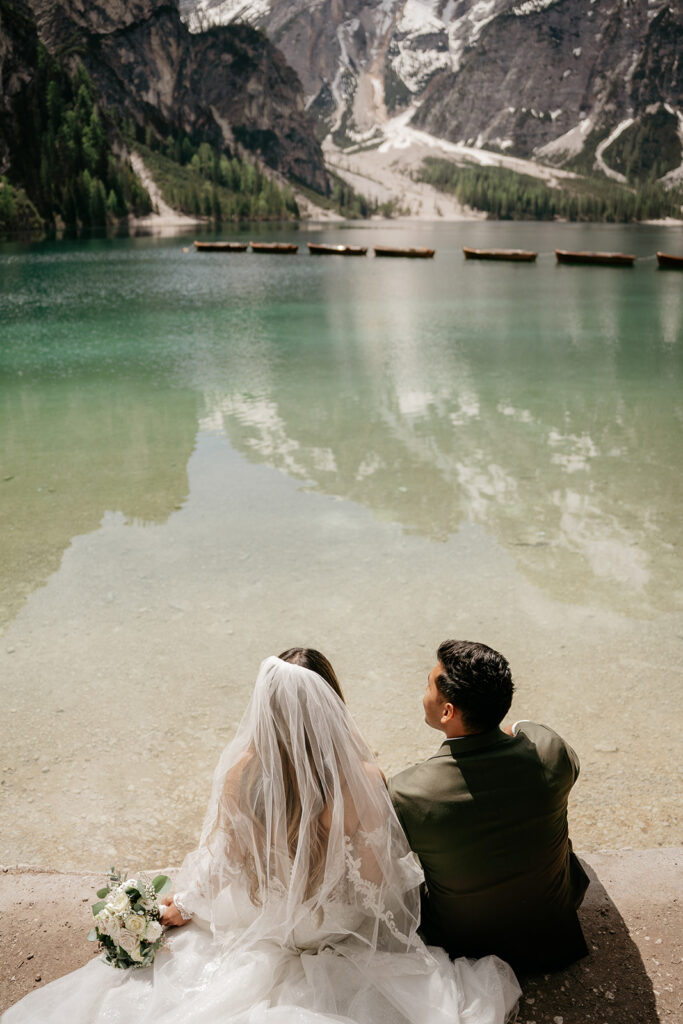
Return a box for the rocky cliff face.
[17,0,327,191]
[0,0,40,175]
[179,0,682,176]
[412,0,683,166]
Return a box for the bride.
[3,648,520,1024]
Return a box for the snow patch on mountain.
[594,119,633,182]
[388,1,454,93]
[182,0,271,33]
[447,1,498,74]
[390,48,452,96]
[535,118,593,159]
[397,0,443,35]
[512,0,558,15]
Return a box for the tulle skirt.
[2,921,520,1024]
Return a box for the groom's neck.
[441,708,480,740]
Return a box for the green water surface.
[2,222,681,624]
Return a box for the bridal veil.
[172,655,424,955]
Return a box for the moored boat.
[555,249,635,267]
[373,246,435,258]
[249,242,299,254]
[656,251,683,269]
[307,243,367,256]
[463,247,536,262]
[194,240,248,252]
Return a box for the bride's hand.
[160,894,191,928]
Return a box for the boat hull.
[373,246,435,258]
[656,251,683,269]
[194,241,248,252]
[463,247,536,262]
[555,249,635,267]
[250,243,298,254]
[307,243,367,256]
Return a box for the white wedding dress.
[3,657,520,1024]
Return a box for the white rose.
[95,908,115,935]
[144,919,163,942]
[108,889,131,915]
[123,878,138,890]
[124,912,147,937]
[117,931,141,959]
[106,913,123,942]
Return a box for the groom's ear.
[441,702,455,724]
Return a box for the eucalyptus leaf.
[86,927,99,941]
[152,874,171,895]
[92,900,107,916]
[96,887,111,899]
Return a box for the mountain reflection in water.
[194,254,681,618]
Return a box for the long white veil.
[173,656,425,957]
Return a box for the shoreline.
[1,849,680,1021]
[2,211,682,245]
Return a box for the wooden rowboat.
[194,240,248,252]
[463,247,536,262]
[307,243,367,256]
[249,242,299,254]
[373,246,435,258]
[656,251,683,269]
[555,249,635,267]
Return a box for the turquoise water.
[1,221,681,867]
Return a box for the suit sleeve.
[516,721,581,785]
[387,773,411,838]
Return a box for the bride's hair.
[278,646,345,702]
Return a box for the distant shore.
[1,849,680,1021]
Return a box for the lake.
[1,220,681,870]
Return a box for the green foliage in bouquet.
[88,868,172,969]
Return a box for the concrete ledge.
[1,850,681,1022]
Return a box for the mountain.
[178,0,683,181]
[1,0,327,194]
[412,0,682,177]
[0,0,39,177]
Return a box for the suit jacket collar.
[434,727,511,758]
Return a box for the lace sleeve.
[172,892,193,921]
[171,843,221,924]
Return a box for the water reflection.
[190,250,682,617]
[0,381,198,627]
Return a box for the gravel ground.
[1,849,680,1022]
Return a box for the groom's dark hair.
[436,640,514,733]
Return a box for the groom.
[388,640,589,972]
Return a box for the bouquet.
[88,868,171,969]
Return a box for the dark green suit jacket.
[388,722,589,972]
